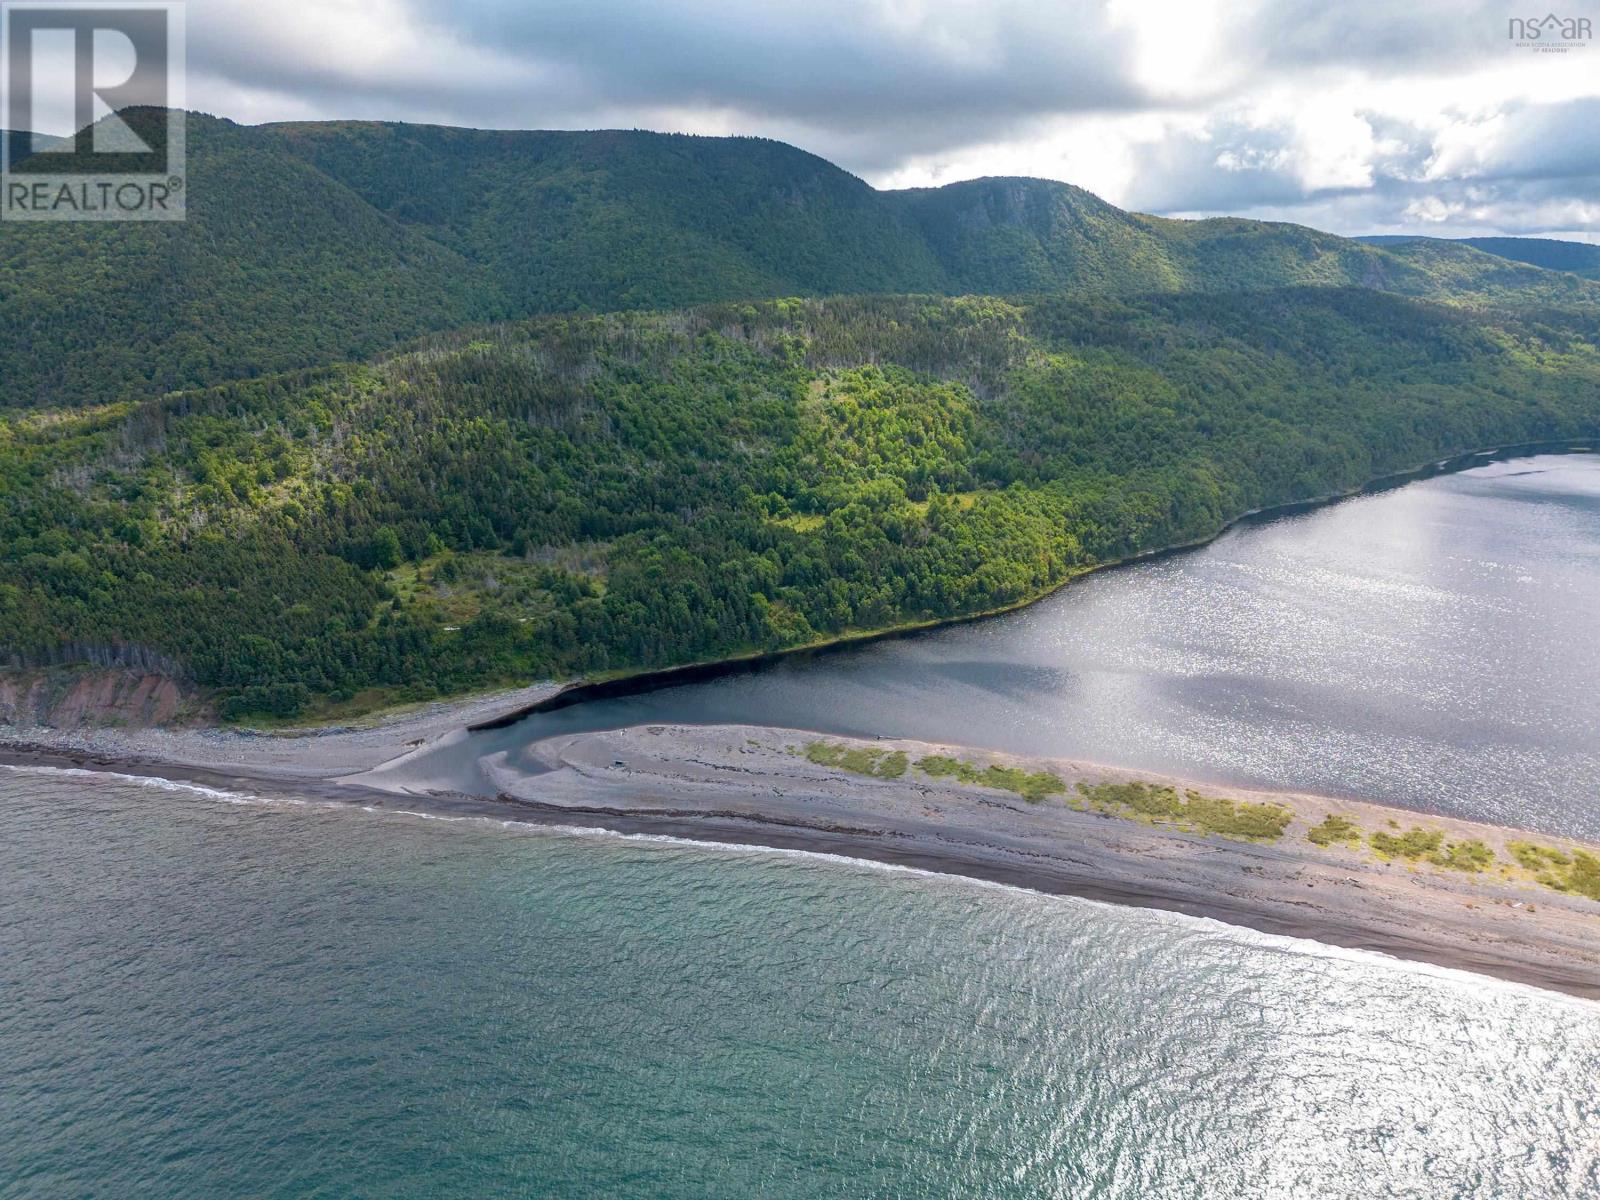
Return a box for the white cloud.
[166,0,1600,239]
[1404,196,1463,223]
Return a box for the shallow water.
[442,454,1600,837]
[3,768,1597,1199]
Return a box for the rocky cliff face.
[0,670,197,728]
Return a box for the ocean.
[2,768,1596,1199]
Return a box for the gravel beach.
[7,696,1596,1000]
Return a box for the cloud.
[167,0,1600,239]
[183,0,1151,167]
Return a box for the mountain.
[1,111,1596,409]
[255,119,947,311]
[0,115,503,408]
[3,289,1597,718]
[1460,237,1600,279]
[893,181,1440,296]
[1,129,63,161]
[1362,234,1600,281]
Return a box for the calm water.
[446,454,1600,838]
[3,768,1598,1199]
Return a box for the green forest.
[1364,235,1600,281]
[3,288,1597,719]
[3,111,1597,409]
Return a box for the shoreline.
[4,446,1598,1000]
[5,721,1598,1002]
[2,442,1589,740]
[468,439,1597,728]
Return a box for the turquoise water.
[3,768,1597,1199]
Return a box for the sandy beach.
[5,696,1598,1001]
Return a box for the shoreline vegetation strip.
[796,738,1600,906]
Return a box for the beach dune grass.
[1370,826,1444,860]
[805,741,908,779]
[1511,841,1572,870]
[1307,814,1364,847]
[1075,780,1291,842]
[915,755,1067,803]
[799,741,1596,895]
[1431,839,1495,872]
[1510,841,1600,900]
[1369,825,1496,872]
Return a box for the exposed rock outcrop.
[0,669,196,728]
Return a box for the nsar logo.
[1508,12,1592,50]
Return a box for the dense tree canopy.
[2,112,1594,409]
[3,290,1597,719]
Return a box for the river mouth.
[390,452,1600,839]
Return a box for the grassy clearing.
[770,513,826,533]
[1074,780,1291,842]
[805,741,908,779]
[771,486,983,536]
[915,755,1066,803]
[903,491,983,517]
[382,550,604,628]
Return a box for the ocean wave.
[4,763,1571,1006]
[0,763,287,806]
[496,824,1577,1003]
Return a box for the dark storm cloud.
[188,0,1150,154]
[450,0,1146,121]
[181,1,1600,237]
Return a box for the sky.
[40,0,1600,240]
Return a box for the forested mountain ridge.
[887,179,1561,299]
[0,114,506,408]
[1362,235,1600,281]
[2,110,1595,409]
[248,122,1597,309]
[3,289,1597,720]
[256,119,947,310]
[2,130,50,162]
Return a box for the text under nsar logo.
[1507,12,1592,52]
[1,1,186,221]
